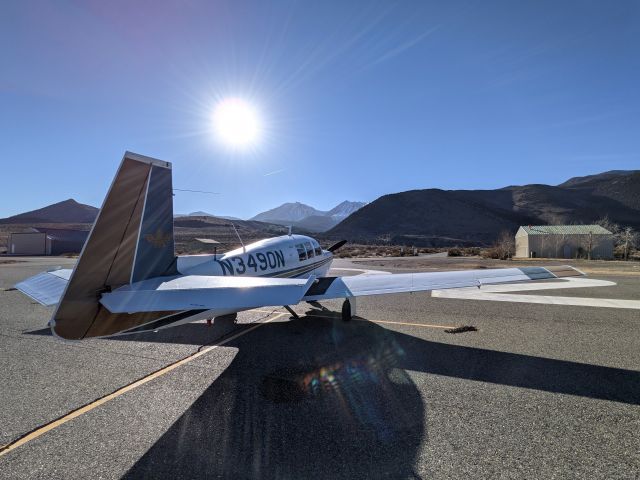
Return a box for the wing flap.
[100,275,316,313]
[303,266,584,301]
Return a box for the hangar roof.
[32,227,90,241]
[520,225,612,235]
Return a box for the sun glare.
[212,98,262,149]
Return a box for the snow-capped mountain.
[327,201,367,220]
[251,202,324,223]
[250,201,366,232]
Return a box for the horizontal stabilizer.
[304,266,585,301]
[14,269,73,306]
[100,275,316,313]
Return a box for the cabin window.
[296,244,307,261]
[305,242,315,258]
[311,239,322,256]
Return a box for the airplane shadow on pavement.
[124,311,426,479]
[27,309,640,479]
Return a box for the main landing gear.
[284,297,357,322]
[206,313,238,327]
[341,297,356,322]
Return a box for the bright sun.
[212,98,262,149]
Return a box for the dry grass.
[332,244,482,259]
[354,255,640,276]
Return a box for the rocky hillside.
[559,170,640,211]
[327,171,640,246]
[0,199,98,224]
[172,215,307,254]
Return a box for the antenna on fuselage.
[230,222,246,253]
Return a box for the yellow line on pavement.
[0,313,285,458]
[355,318,455,329]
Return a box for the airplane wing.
[303,266,584,301]
[15,263,583,340]
[17,266,584,309]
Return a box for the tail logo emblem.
[145,229,172,248]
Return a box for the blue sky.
[1,0,639,219]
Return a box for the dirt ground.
[352,254,640,276]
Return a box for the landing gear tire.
[341,299,352,322]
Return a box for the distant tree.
[552,233,569,258]
[595,217,638,260]
[539,231,548,257]
[579,229,608,260]
[621,226,637,261]
[494,230,515,260]
[595,216,620,235]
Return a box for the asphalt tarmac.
[1,257,639,479]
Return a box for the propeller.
[327,240,347,253]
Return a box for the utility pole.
[588,231,593,260]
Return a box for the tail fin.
[51,152,178,340]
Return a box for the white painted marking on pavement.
[432,278,640,310]
[330,267,391,275]
[473,277,615,292]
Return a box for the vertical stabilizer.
[51,152,178,340]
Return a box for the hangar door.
[9,233,49,255]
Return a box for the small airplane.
[15,152,585,340]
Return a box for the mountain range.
[174,211,241,221]
[327,170,640,246]
[2,170,637,247]
[250,201,367,232]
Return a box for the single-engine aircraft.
[15,152,585,340]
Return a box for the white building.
[8,228,89,256]
[515,225,613,259]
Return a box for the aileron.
[303,266,584,301]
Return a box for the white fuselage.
[177,235,332,281]
[169,234,332,323]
